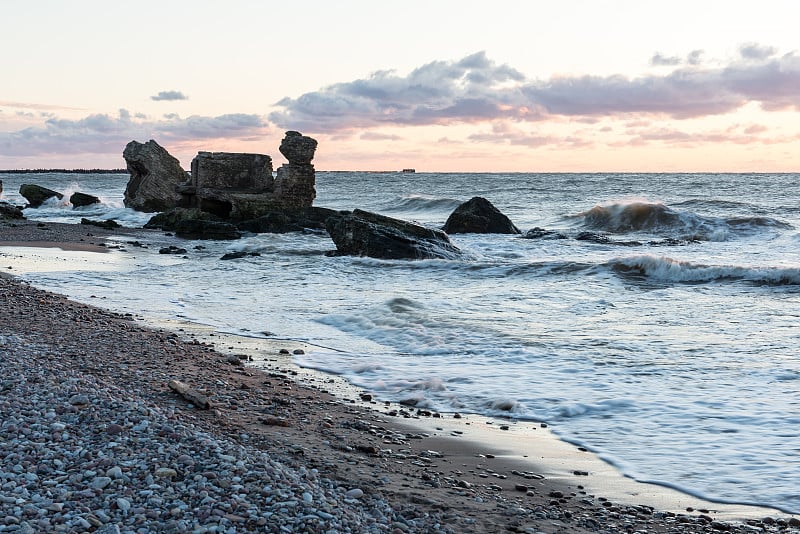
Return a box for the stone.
[174,219,242,240]
[0,201,25,220]
[90,476,112,489]
[325,209,461,260]
[345,488,364,499]
[144,208,222,231]
[69,192,100,207]
[274,164,316,208]
[154,468,178,479]
[279,131,317,165]
[123,140,188,212]
[442,197,520,234]
[81,218,121,229]
[236,207,339,234]
[18,184,63,208]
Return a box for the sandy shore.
[2,218,799,533]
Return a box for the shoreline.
[2,220,799,532]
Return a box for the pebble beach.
[2,220,800,533]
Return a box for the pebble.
[345,488,364,499]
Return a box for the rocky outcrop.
[70,192,100,207]
[325,209,461,260]
[174,219,241,240]
[123,140,188,212]
[237,206,341,234]
[274,131,317,208]
[443,197,520,234]
[144,208,223,231]
[0,202,24,220]
[19,184,63,208]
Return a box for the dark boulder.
[19,184,63,208]
[237,206,341,234]
[70,192,101,207]
[174,219,242,240]
[144,208,223,231]
[443,197,520,234]
[522,227,568,239]
[325,209,461,260]
[279,131,317,165]
[80,218,121,229]
[0,202,25,220]
[123,140,188,212]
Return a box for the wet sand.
[2,218,799,533]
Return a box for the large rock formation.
[325,209,461,260]
[274,131,317,208]
[123,140,188,212]
[19,184,63,208]
[443,197,520,234]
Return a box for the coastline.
[2,220,799,533]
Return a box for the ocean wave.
[608,255,800,285]
[573,201,790,240]
[381,194,463,213]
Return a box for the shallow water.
[3,171,800,513]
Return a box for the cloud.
[0,100,85,112]
[651,53,682,67]
[624,123,797,147]
[271,48,800,133]
[360,132,403,141]
[151,90,189,101]
[0,109,270,157]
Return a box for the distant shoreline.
[0,168,127,174]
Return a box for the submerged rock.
[19,184,63,208]
[443,197,520,234]
[325,209,461,260]
[174,219,241,240]
[123,140,188,212]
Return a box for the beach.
[2,219,799,533]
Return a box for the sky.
[1,0,799,172]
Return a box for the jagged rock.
[443,197,520,234]
[237,206,340,234]
[274,164,316,208]
[521,227,568,239]
[174,219,242,240]
[123,140,188,212]
[279,131,317,165]
[19,184,63,208]
[70,192,101,207]
[325,209,461,260]
[0,201,25,220]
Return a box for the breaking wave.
[609,255,800,285]
[574,201,790,240]
[382,194,463,213]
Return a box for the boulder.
[70,192,101,207]
[237,206,341,234]
[123,140,188,212]
[174,219,242,240]
[325,209,461,260]
[443,197,520,234]
[0,201,25,220]
[19,184,63,208]
[144,208,223,231]
[80,218,121,229]
[279,131,317,165]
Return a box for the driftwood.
[168,379,211,409]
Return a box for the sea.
[1,171,799,514]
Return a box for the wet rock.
[159,246,188,255]
[521,227,568,239]
[19,184,63,208]
[0,201,25,220]
[70,192,101,207]
[326,209,461,260]
[237,206,341,234]
[123,140,188,212]
[220,251,260,260]
[80,218,121,229]
[443,197,520,234]
[174,219,241,240]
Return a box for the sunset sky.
[2,0,799,172]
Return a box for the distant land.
[0,169,127,174]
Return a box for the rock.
[90,476,113,489]
[19,184,63,208]
[325,209,461,260]
[345,488,364,499]
[159,246,188,255]
[123,140,188,212]
[237,206,340,234]
[70,192,100,207]
[521,227,568,239]
[442,197,520,234]
[144,207,222,231]
[174,219,242,240]
[279,130,318,165]
[80,218,121,229]
[0,201,25,220]
[220,251,260,260]
[274,164,316,208]
[116,497,131,512]
[154,467,178,479]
